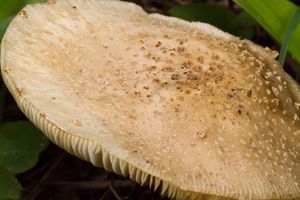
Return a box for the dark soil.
[19,144,169,200]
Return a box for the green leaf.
[234,0,300,66]
[170,3,257,39]
[0,0,46,21]
[0,167,22,200]
[0,0,46,41]
[0,121,49,174]
[0,16,14,41]
[234,12,257,39]
[0,0,27,21]
[26,0,47,3]
[279,7,300,65]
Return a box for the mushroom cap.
[1,0,300,199]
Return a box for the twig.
[123,182,137,199]
[42,180,133,189]
[99,189,110,200]
[21,157,55,180]
[108,182,123,200]
[24,153,66,200]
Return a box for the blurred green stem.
[279,6,300,65]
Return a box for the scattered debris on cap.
[1,0,300,199]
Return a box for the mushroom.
[1,0,300,199]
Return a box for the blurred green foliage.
[0,121,49,174]
[171,0,300,73]
[0,168,22,200]
[234,0,300,72]
[0,0,45,39]
[170,3,257,39]
[0,1,48,199]
[0,122,49,200]
[0,0,44,21]
[0,16,13,39]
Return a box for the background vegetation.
[0,0,299,199]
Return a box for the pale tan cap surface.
[1,0,300,199]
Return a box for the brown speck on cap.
[19,10,28,18]
[185,90,191,95]
[162,66,175,72]
[155,41,162,48]
[1,1,300,200]
[16,87,24,95]
[39,113,46,118]
[128,131,134,135]
[177,46,185,53]
[197,56,204,63]
[212,54,220,60]
[193,65,202,72]
[196,130,206,139]
[247,90,252,97]
[47,0,56,5]
[187,73,199,81]
[73,120,82,127]
[152,78,160,83]
[265,47,279,58]
[295,103,300,110]
[171,73,181,80]
[147,65,156,71]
